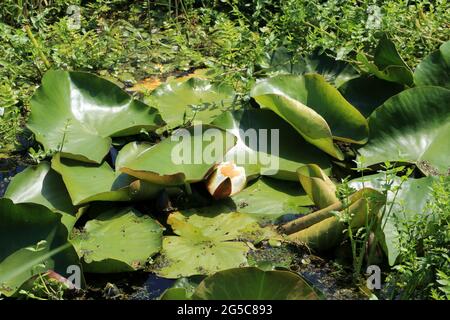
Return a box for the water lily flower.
[206,161,246,199]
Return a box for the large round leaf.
[71,207,164,273]
[212,109,331,180]
[156,211,278,278]
[191,267,320,300]
[358,86,450,175]
[224,177,313,221]
[145,78,236,129]
[339,76,404,118]
[4,162,81,230]
[51,153,162,206]
[251,74,368,159]
[0,199,82,297]
[27,70,164,163]
[120,125,236,185]
[414,40,450,89]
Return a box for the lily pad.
[224,177,313,221]
[339,76,404,117]
[357,86,450,175]
[191,267,320,300]
[357,35,413,86]
[156,211,278,278]
[0,199,82,297]
[212,108,331,180]
[52,153,162,206]
[146,78,236,129]
[120,125,236,185]
[27,70,164,163]
[414,40,450,89]
[71,207,164,273]
[287,188,385,251]
[251,74,368,159]
[297,164,339,209]
[4,162,81,230]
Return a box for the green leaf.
[349,174,444,265]
[212,109,331,180]
[358,35,413,86]
[52,153,162,206]
[339,76,404,117]
[224,177,313,221]
[71,207,164,273]
[119,125,236,185]
[0,199,82,297]
[297,164,339,209]
[251,74,368,159]
[27,70,164,163]
[414,40,450,89]
[260,48,359,88]
[145,78,236,129]
[156,211,278,278]
[288,188,384,252]
[191,267,320,300]
[4,162,81,230]
[357,86,450,175]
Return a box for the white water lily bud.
[206,162,246,199]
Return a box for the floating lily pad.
[251,74,368,159]
[156,211,279,278]
[52,153,162,206]
[4,162,81,230]
[357,86,450,175]
[225,177,313,221]
[71,207,164,273]
[27,70,164,163]
[339,76,404,117]
[212,108,331,180]
[146,78,236,129]
[120,125,236,186]
[0,199,82,297]
[192,267,320,300]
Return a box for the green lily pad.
[357,86,450,175]
[297,164,339,209]
[120,125,236,185]
[146,78,236,129]
[224,177,313,221]
[156,211,279,278]
[251,74,368,159]
[357,35,413,86]
[52,153,162,206]
[0,199,82,297]
[191,267,320,300]
[27,70,164,163]
[212,108,331,180]
[4,162,82,230]
[414,40,450,89]
[71,207,164,273]
[261,47,359,87]
[339,76,404,117]
[288,188,385,252]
